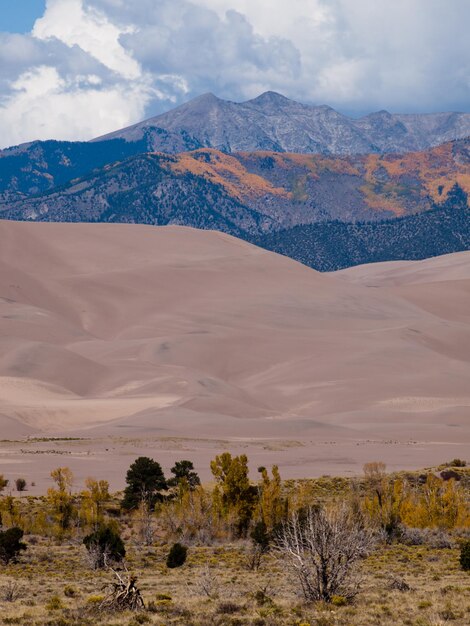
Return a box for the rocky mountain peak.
[246,91,294,107]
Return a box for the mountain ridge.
[2,139,469,226]
[92,91,470,155]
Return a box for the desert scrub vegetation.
[0,455,469,625]
[0,537,469,625]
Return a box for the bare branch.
[275,504,376,603]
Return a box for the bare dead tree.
[275,505,375,603]
[191,565,220,599]
[245,541,266,571]
[99,562,145,612]
[84,542,110,570]
[138,495,155,546]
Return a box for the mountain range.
[1,91,470,270]
[95,91,470,155]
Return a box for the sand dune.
[0,220,469,488]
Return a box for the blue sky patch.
[0,0,46,34]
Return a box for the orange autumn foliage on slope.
[163,140,470,219]
[168,149,290,201]
[362,142,470,214]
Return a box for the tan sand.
[0,221,469,492]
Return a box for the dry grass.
[1,536,469,625]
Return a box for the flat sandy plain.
[0,220,469,492]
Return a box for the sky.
[0,0,45,33]
[1,0,470,148]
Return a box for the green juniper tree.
[168,460,201,490]
[121,457,167,510]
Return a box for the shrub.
[2,581,22,602]
[253,588,273,607]
[247,520,271,570]
[440,469,461,481]
[399,526,453,549]
[46,595,63,611]
[447,459,467,467]
[86,594,105,605]
[0,527,27,564]
[331,595,348,606]
[63,585,78,598]
[460,540,470,571]
[83,525,125,569]
[251,520,271,551]
[440,601,458,621]
[156,593,172,601]
[217,601,240,614]
[166,542,188,568]
[15,478,27,492]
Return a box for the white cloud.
[190,0,331,38]
[0,65,154,147]
[103,0,301,109]
[33,0,141,79]
[0,1,191,147]
[190,0,470,113]
[0,0,470,146]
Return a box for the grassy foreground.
[0,539,469,626]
